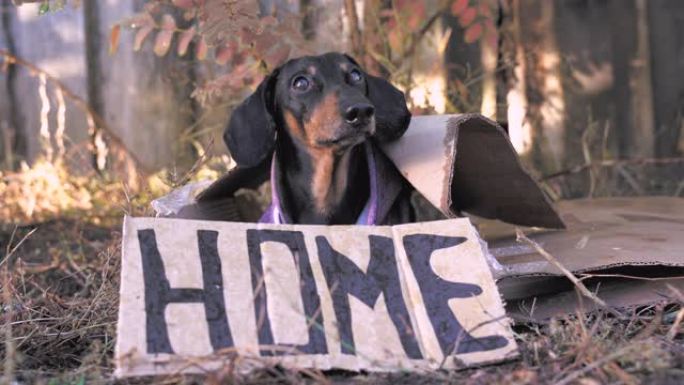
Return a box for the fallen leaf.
[177,27,195,57]
[196,38,208,60]
[109,24,121,55]
[153,15,177,56]
[134,26,154,52]
[459,6,477,27]
[451,0,469,15]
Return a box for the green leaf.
[39,1,50,15]
[54,0,66,11]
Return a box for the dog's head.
[224,52,411,167]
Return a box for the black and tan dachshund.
[224,52,414,225]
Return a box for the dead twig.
[634,303,663,340]
[0,49,149,175]
[540,157,684,181]
[398,1,450,65]
[616,164,644,195]
[2,265,15,385]
[577,273,684,282]
[1,227,37,269]
[516,229,623,319]
[1,226,36,385]
[666,308,684,340]
[552,342,643,385]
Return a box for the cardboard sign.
[115,217,517,377]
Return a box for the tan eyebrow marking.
[307,65,317,75]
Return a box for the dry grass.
[1,158,683,384]
[0,218,682,385]
[0,160,161,227]
[0,154,231,227]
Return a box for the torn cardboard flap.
[482,197,684,320]
[382,114,564,229]
[488,197,684,277]
[167,114,563,229]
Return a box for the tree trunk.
[0,1,27,169]
[97,0,195,171]
[300,0,317,40]
[443,11,481,113]
[609,0,655,160]
[502,0,532,156]
[519,0,566,173]
[647,0,684,158]
[361,0,391,77]
[553,0,617,198]
[629,0,655,159]
[83,0,107,171]
[479,0,498,119]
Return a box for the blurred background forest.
[1,2,684,383]
[0,0,683,223]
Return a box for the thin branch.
[0,49,150,175]
[578,273,684,282]
[2,266,15,385]
[2,227,37,269]
[616,164,644,195]
[1,225,36,384]
[541,157,684,181]
[667,308,684,340]
[516,229,624,319]
[399,5,445,64]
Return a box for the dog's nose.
[344,103,375,125]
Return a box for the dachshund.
[224,52,414,225]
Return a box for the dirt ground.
[1,218,683,385]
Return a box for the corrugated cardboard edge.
[114,216,132,378]
[507,277,684,322]
[503,261,684,280]
[442,114,466,217]
[380,115,453,218]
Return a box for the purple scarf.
[259,141,379,225]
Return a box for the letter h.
[137,229,233,354]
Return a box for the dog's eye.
[349,69,363,83]
[291,76,311,92]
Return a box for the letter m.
[316,235,422,359]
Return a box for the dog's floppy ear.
[344,54,412,142]
[224,71,279,167]
[366,74,412,142]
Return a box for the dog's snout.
[344,103,375,125]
